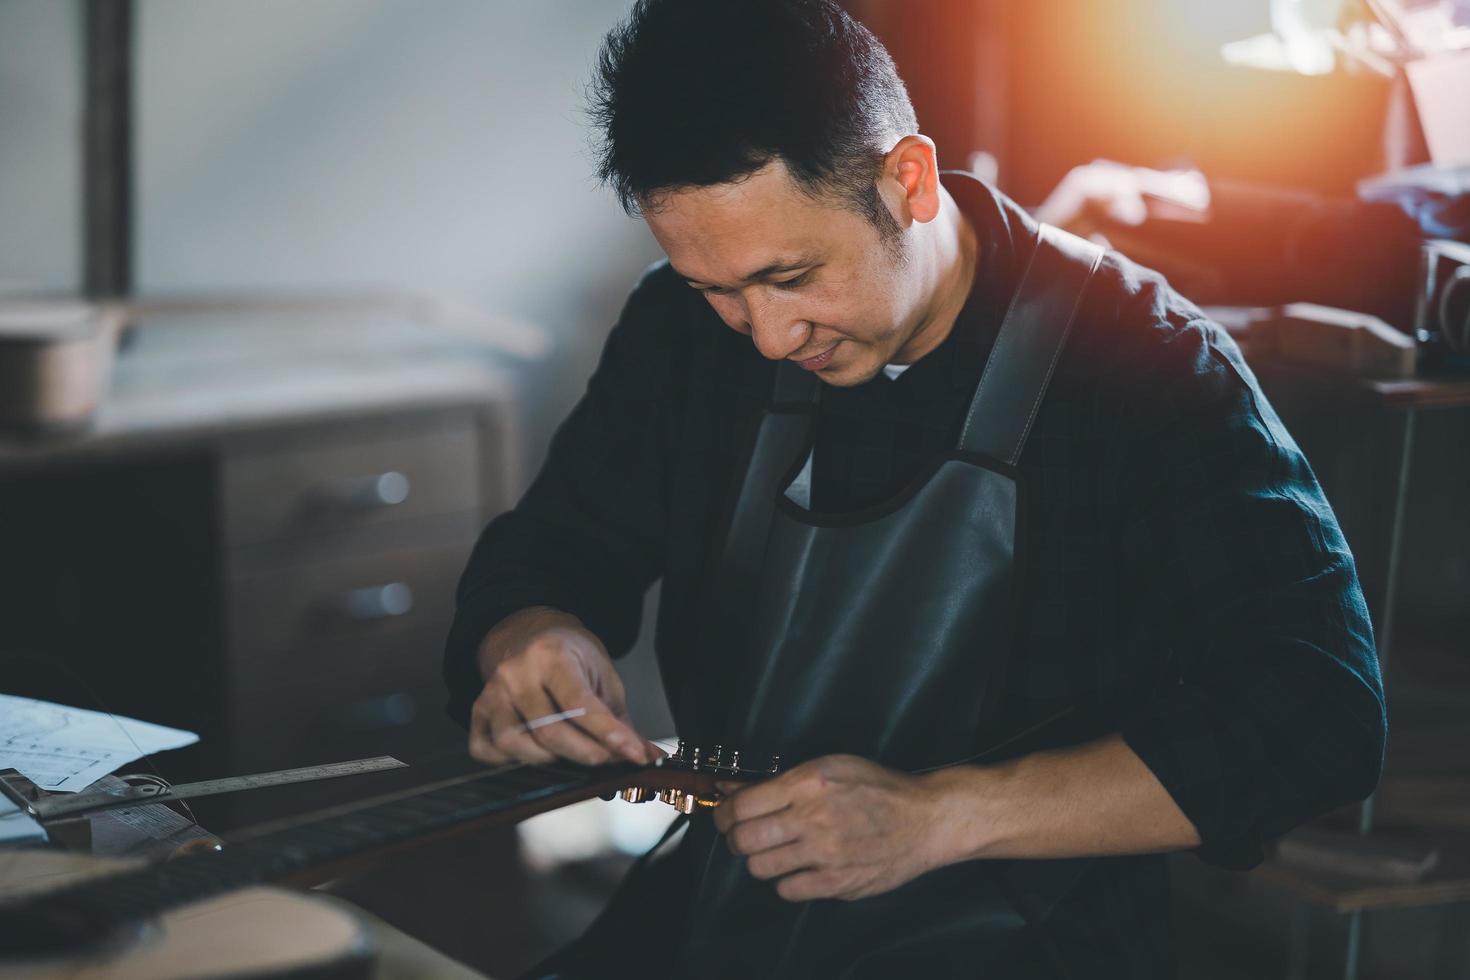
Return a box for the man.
[443,1,1385,976]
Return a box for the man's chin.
[817,357,883,388]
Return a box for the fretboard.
[0,758,638,958]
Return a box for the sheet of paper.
[0,694,199,793]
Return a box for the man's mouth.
[793,343,839,371]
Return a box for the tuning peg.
[730,749,741,772]
[691,746,702,771]
[711,745,724,770]
[618,787,656,803]
[768,755,781,774]
[675,739,687,763]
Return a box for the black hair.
[590,0,919,240]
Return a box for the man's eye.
[773,273,809,290]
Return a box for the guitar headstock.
[617,741,781,813]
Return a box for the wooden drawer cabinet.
[224,636,472,827]
[226,537,474,694]
[218,410,503,798]
[221,412,480,549]
[0,307,527,830]
[229,642,462,772]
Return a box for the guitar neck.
[0,715,1081,960]
[0,758,643,958]
[0,740,778,961]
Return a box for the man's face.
[642,160,926,387]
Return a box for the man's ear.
[880,134,941,226]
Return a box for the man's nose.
[746,296,809,361]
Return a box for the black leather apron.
[546,225,1105,980]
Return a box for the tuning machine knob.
[618,787,656,803]
[653,789,702,814]
[645,741,783,811]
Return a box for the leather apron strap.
[958,224,1104,463]
[592,223,1111,977]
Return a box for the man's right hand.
[468,605,657,767]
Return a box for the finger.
[726,812,798,856]
[469,688,527,764]
[719,773,798,827]
[530,717,613,765]
[713,793,737,834]
[714,777,766,802]
[512,683,613,766]
[484,685,557,765]
[467,701,509,765]
[543,669,648,763]
[745,841,812,881]
[775,869,846,903]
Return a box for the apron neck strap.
[957,224,1104,464]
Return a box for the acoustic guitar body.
[3,887,373,980]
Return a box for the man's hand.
[468,605,657,767]
[712,754,946,903]
[711,737,1202,903]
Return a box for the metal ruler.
[30,756,407,822]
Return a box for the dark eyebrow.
[672,258,815,288]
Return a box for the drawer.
[226,538,473,693]
[223,646,470,828]
[228,646,464,773]
[221,414,480,548]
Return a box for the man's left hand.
[712,754,945,902]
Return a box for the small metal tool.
[508,707,588,735]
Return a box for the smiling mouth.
[792,343,839,370]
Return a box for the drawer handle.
[311,471,411,512]
[340,692,420,732]
[332,582,415,621]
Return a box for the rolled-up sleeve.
[442,266,677,729]
[1114,320,1386,870]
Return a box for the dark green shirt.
[445,174,1385,976]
